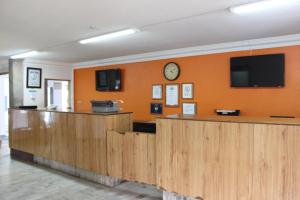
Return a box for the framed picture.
[150,103,163,115]
[182,83,194,99]
[182,102,197,115]
[165,84,179,107]
[27,67,42,88]
[152,84,163,99]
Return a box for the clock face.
[164,62,180,81]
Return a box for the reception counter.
[156,114,300,200]
[9,109,300,200]
[9,109,133,177]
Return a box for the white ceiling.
[1,0,300,63]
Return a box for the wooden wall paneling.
[236,123,254,200]
[252,124,300,200]
[217,122,254,200]
[105,114,133,133]
[9,110,37,154]
[156,119,256,199]
[106,130,124,179]
[171,119,190,195]
[252,124,284,200]
[145,133,156,184]
[107,130,156,185]
[284,125,300,200]
[51,112,76,166]
[132,132,156,185]
[200,121,221,200]
[34,111,52,159]
[9,109,23,151]
[156,119,177,191]
[75,114,107,174]
[184,120,205,198]
[122,131,135,181]
[104,114,133,176]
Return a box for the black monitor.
[95,69,121,91]
[230,54,285,87]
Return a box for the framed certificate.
[152,84,163,99]
[182,83,194,99]
[27,67,42,88]
[165,84,179,107]
[150,103,163,115]
[182,102,197,115]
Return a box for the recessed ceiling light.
[79,29,139,44]
[230,0,298,14]
[10,51,39,59]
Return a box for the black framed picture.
[151,103,163,115]
[27,67,42,88]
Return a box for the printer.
[90,100,120,113]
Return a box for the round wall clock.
[164,62,180,81]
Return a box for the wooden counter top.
[158,114,300,126]
[10,108,133,116]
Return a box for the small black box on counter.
[133,121,156,134]
[215,109,240,116]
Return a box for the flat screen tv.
[230,54,285,87]
[96,69,121,91]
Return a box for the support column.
[9,59,24,108]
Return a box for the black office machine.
[215,109,240,116]
[91,100,120,113]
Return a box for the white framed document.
[182,83,194,99]
[27,67,42,88]
[165,84,179,107]
[152,84,163,99]
[182,102,197,115]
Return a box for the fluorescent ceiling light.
[10,51,39,59]
[79,29,139,44]
[230,0,299,14]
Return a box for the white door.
[46,80,70,110]
[0,74,9,137]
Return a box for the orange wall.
[74,45,300,121]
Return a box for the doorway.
[0,73,9,140]
[45,79,71,110]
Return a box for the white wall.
[22,60,73,108]
[0,60,8,73]
[0,74,9,135]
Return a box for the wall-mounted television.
[96,69,121,91]
[230,54,285,87]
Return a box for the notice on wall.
[166,84,179,106]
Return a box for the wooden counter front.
[11,109,300,199]
[107,131,156,185]
[9,109,133,175]
[156,117,300,200]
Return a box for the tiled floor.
[0,139,162,200]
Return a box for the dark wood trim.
[10,149,34,163]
